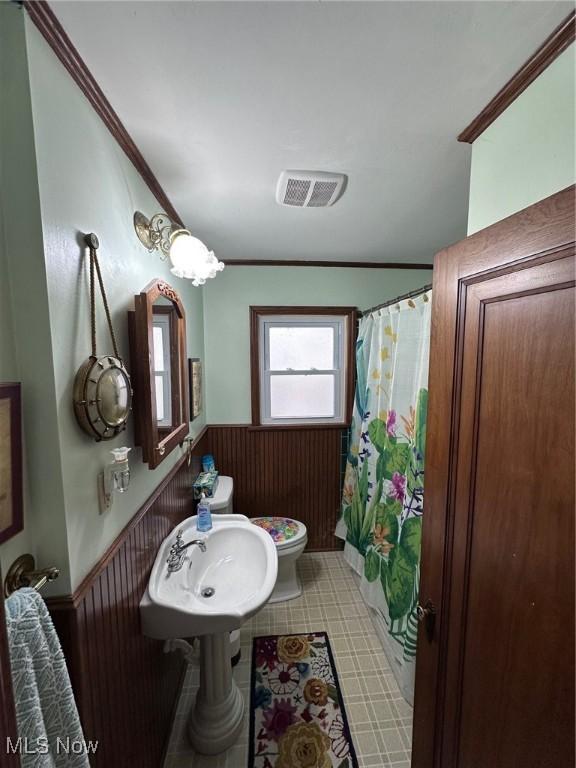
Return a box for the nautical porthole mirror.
[73,234,132,441]
[74,355,132,441]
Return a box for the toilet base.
[268,557,303,603]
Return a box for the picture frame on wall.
[188,358,202,421]
[0,383,23,545]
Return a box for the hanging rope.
[86,233,120,359]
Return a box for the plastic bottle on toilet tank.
[196,493,213,532]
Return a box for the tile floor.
[163,551,412,768]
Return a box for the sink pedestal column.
[188,632,245,754]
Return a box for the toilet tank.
[209,476,234,514]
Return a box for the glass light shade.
[168,230,224,286]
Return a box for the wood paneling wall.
[207,426,344,551]
[48,429,208,768]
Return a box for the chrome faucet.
[166,530,206,573]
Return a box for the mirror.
[152,297,176,430]
[128,280,189,469]
[99,367,131,426]
[73,354,132,442]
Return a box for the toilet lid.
[251,517,307,550]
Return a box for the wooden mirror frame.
[128,279,189,469]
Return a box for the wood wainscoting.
[206,425,344,551]
[48,428,208,768]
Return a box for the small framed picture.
[188,358,202,420]
[0,383,23,545]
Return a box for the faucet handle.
[166,548,183,571]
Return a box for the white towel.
[5,588,91,768]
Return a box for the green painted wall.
[203,266,432,423]
[25,17,206,591]
[0,11,206,593]
[0,4,68,585]
[0,207,17,384]
[468,44,575,234]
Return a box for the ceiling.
[51,1,571,264]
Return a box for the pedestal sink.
[140,514,278,754]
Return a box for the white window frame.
[152,313,173,429]
[258,314,347,426]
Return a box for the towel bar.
[4,554,60,597]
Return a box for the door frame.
[0,566,20,766]
[411,185,575,767]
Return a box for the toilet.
[209,476,308,603]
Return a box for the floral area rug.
[249,632,358,768]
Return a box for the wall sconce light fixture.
[98,447,131,513]
[134,211,224,287]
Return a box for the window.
[152,312,172,429]
[251,307,356,426]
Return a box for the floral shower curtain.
[336,289,431,704]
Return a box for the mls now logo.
[6,737,99,755]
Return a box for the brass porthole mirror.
[73,233,132,441]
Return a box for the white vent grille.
[308,181,338,207]
[284,178,312,206]
[276,171,347,208]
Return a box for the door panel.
[453,261,574,767]
[412,187,575,768]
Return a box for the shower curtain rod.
[359,283,433,317]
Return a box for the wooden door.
[412,186,575,768]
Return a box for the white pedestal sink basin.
[140,514,278,755]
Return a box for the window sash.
[265,371,339,421]
[153,315,173,428]
[259,316,346,425]
[263,319,341,372]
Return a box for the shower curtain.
[336,289,431,704]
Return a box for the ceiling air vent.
[276,171,347,208]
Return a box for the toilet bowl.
[251,517,307,603]
[209,476,307,603]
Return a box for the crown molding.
[222,259,433,269]
[458,10,575,143]
[23,0,183,225]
